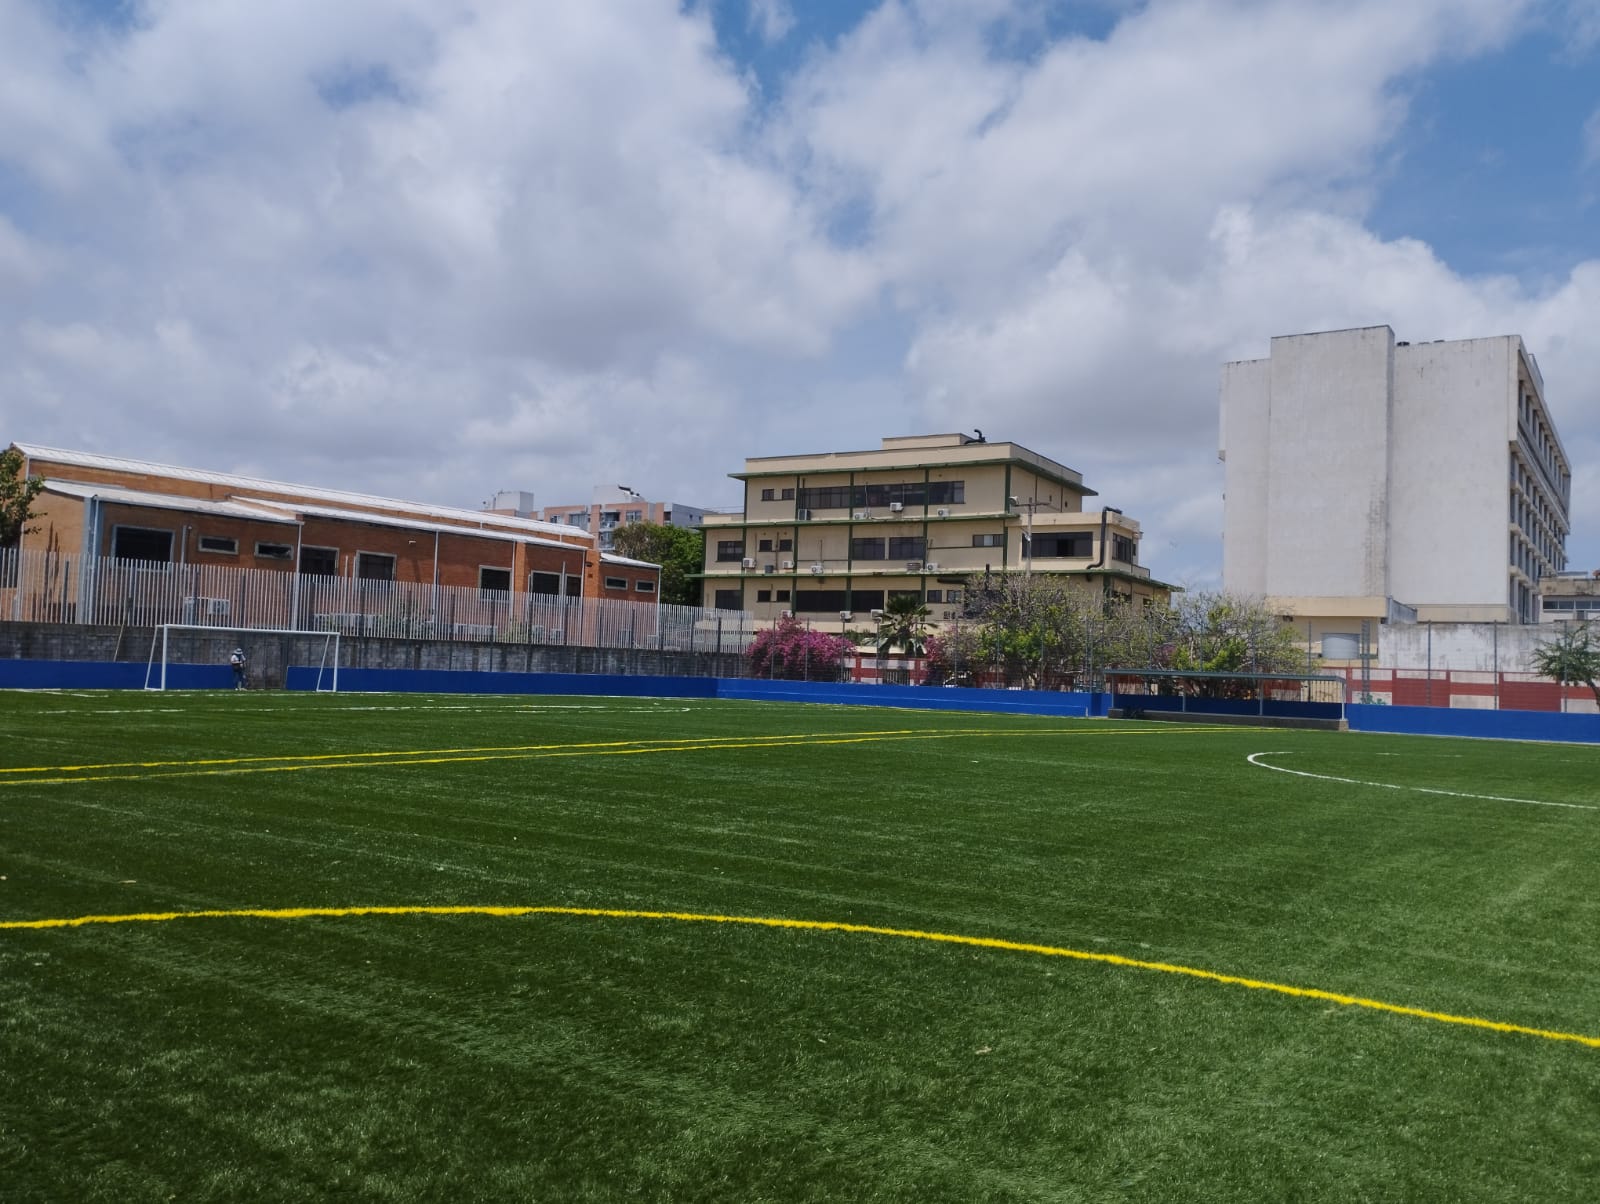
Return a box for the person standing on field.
[229,646,248,690]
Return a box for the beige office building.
[701,433,1173,629]
[1221,327,1571,652]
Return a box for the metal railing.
[0,548,755,655]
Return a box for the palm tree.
[876,594,932,656]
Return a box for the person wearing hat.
[229,646,248,690]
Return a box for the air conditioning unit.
[780,610,793,619]
[810,563,825,574]
[936,507,950,517]
[795,509,811,520]
[889,502,904,512]
[781,559,795,570]
[741,557,756,568]
[924,562,940,571]
[840,611,853,621]
[853,510,871,520]
[906,560,923,572]
[870,608,884,618]
[206,598,231,618]
[763,564,776,575]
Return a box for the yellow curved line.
[4,903,1594,1050]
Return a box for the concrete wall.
[1266,326,1394,599]
[1375,621,1544,673]
[1390,337,1514,611]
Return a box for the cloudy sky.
[3,0,1598,586]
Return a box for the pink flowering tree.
[747,614,856,681]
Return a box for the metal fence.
[0,548,756,656]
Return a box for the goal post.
[143,624,341,692]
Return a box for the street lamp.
[1009,494,1038,576]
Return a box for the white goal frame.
[143,625,341,692]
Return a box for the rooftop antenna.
[973,428,985,442]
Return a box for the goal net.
[143,625,341,692]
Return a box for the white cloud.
[2,0,1597,583]
[747,0,796,44]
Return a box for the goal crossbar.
[144,625,341,692]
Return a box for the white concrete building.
[1220,326,1570,647]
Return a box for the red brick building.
[7,443,661,603]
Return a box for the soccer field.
[3,691,1598,1201]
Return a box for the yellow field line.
[3,903,1594,1051]
[0,725,1231,787]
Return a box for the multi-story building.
[514,488,706,553]
[8,443,661,603]
[1220,327,1571,647]
[701,433,1173,629]
[1539,571,1600,623]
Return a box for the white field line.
[1246,751,1596,811]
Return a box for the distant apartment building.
[1220,327,1570,648]
[701,433,1173,629]
[9,443,661,604]
[498,487,706,553]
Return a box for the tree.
[875,593,932,655]
[747,614,855,681]
[609,521,705,607]
[962,573,1092,688]
[0,447,43,549]
[1531,622,1600,711]
[1162,591,1305,694]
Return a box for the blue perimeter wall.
[7,660,1600,743]
[0,660,231,690]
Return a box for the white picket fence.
[0,548,754,654]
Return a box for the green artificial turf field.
[2,690,1598,1202]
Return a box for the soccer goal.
[143,624,341,692]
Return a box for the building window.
[480,567,511,594]
[356,552,395,582]
[797,480,968,510]
[528,571,579,597]
[756,589,772,602]
[1112,534,1138,563]
[926,589,943,603]
[716,540,745,562]
[888,536,926,560]
[945,589,963,604]
[760,488,776,501]
[972,533,1005,548]
[758,538,774,552]
[605,576,628,590]
[1034,532,1092,558]
[255,542,293,560]
[850,537,886,560]
[778,538,792,552]
[781,487,795,500]
[112,526,174,564]
[635,580,655,593]
[776,589,791,602]
[197,535,238,555]
[795,589,848,613]
[300,546,337,576]
[624,509,643,523]
[714,589,743,611]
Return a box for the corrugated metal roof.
[243,498,587,551]
[600,552,661,569]
[13,442,583,542]
[43,480,301,525]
